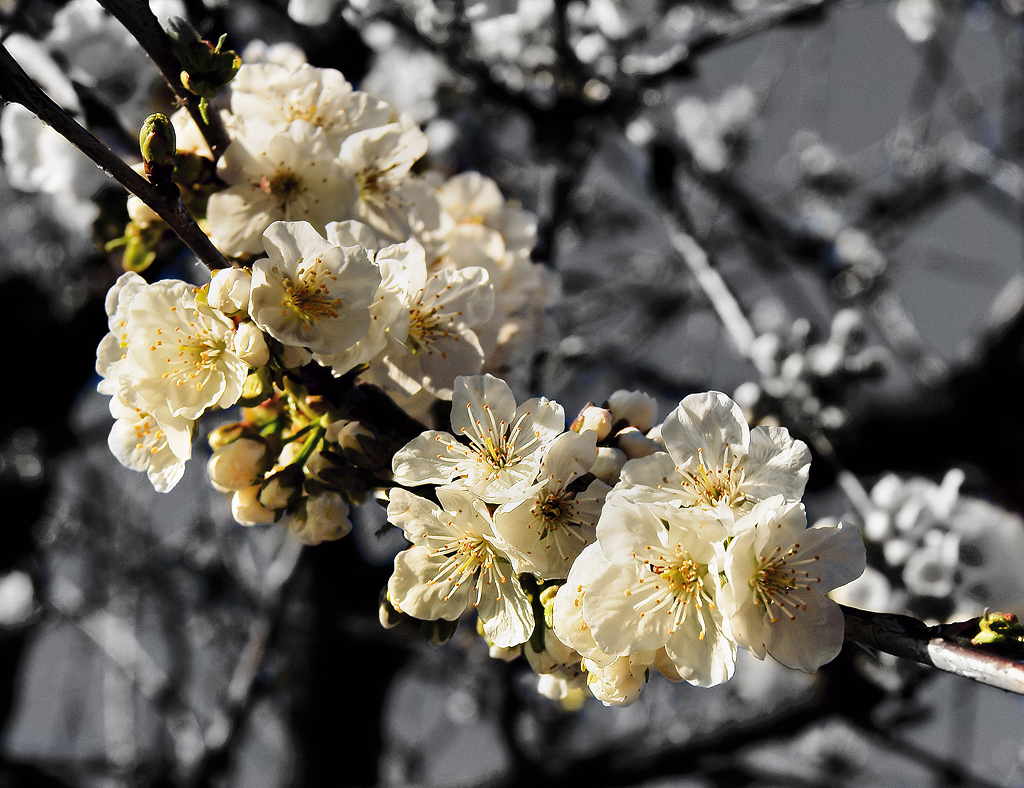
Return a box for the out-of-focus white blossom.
[674,85,757,173]
[208,121,358,256]
[892,0,938,42]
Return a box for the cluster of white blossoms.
[383,378,867,706]
[90,48,868,707]
[198,60,554,401]
[95,57,557,545]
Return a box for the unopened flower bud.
[259,465,304,510]
[237,366,273,406]
[139,113,176,185]
[289,491,351,545]
[590,446,627,484]
[327,419,380,468]
[232,321,269,368]
[379,590,405,629]
[571,404,613,440]
[616,427,661,459]
[208,437,270,492]
[208,267,252,316]
[170,20,241,99]
[607,390,657,431]
[231,485,278,526]
[420,617,459,647]
[208,421,245,451]
[584,656,646,707]
[278,344,312,369]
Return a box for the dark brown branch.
[842,605,1024,694]
[95,0,230,157]
[0,42,233,272]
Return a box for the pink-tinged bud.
[232,321,269,368]
[208,268,252,316]
[616,427,661,459]
[208,437,270,492]
[231,485,278,526]
[607,390,657,432]
[571,405,613,440]
[590,446,626,484]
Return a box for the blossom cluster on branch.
[80,45,872,706]
[383,379,866,705]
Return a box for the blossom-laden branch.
[0,43,233,272]
[842,606,1024,694]
[95,0,231,157]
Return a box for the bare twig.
[95,0,230,157]
[842,605,1024,695]
[0,42,233,271]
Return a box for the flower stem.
[0,42,233,272]
[95,0,230,158]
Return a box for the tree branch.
[95,0,230,157]
[0,42,233,272]
[842,605,1024,694]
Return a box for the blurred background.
[2,0,1024,785]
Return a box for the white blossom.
[580,496,737,687]
[387,486,534,647]
[721,497,866,673]
[107,382,192,493]
[123,280,249,423]
[229,63,391,146]
[494,430,609,580]
[617,391,810,522]
[249,220,381,355]
[392,374,565,503]
[208,121,358,256]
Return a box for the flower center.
[281,259,342,328]
[679,446,747,509]
[265,169,305,209]
[407,305,446,355]
[429,534,509,606]
[751,542,822,623]
[630,546,715,637]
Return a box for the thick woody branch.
[96,0,230,157]
[0,43,233,272]
[842,605,1024,694]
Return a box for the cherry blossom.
[387,486,533,648]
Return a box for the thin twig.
[0,42,233,272]
[842,605,1024,695]
[95,0,230,157]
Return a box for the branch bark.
[0,42,233,272]
[842,605,1024,694]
